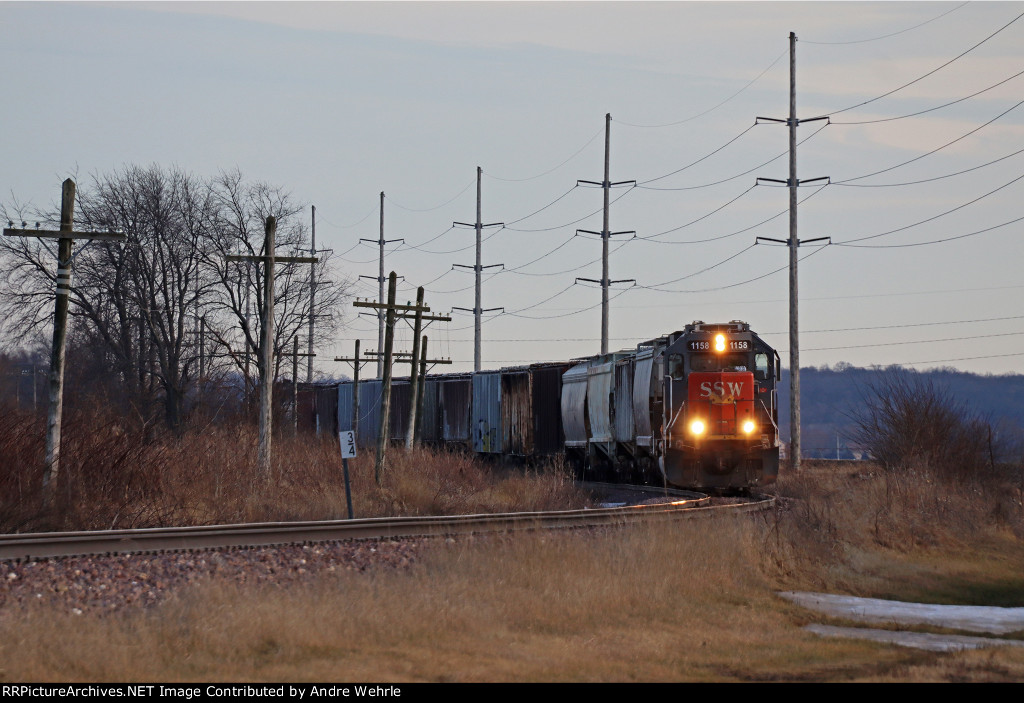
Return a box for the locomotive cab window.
[755,353,769,379]
[669,354,684,380]
[689,353,748,372]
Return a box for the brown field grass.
[2,404,1024,681]
[4,493,1023,682]
[0,408,588,532]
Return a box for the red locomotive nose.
[687,371,756,437]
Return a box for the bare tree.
[0,165,349,431]
[203,170,347,402]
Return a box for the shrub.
[850,370,998,485]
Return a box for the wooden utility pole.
[365,312,451,448]
[405,287,425,448]
[414,335,428,443]
[360,193,403,379]
[354,275,452,480]
[288,337,315,435]
[293,337,298,434]
[227,216,317,478]
[377,273,396,484]
[308,205,316,383]
[411,333,444,442]
[334,339,369,442]
[3,179,125,494]
[755,32,829,472]
[454,166,503,371]
[199,316,206,387]
[577,113,636,355]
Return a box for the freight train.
[305,321,780,491]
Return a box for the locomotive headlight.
[714,334,726,352]
[742,420,756,434]
[690,419,706,436]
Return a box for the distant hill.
[778,365,1024,460]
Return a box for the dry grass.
[0,519,854,682]
[4,469,1024,682]
[762,460,1024,599]
[3,403,1024,680]
[0,407,588,532]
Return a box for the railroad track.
[0,489,774,561]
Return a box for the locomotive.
[325,320,780,491]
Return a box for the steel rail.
[0,494,774,561]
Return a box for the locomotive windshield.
[670,352,750,378]
[690,353,748,372]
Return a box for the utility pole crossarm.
[3,227,125,241]
[333,356,373,367]
[398,313,452,322]
[576,277,635,285]
[353,299,431,313]
[366,354,453,366]
[363,350,413,358]
[755,176,830,187]
[756,236,831,246]
[577,180,637,187]
[755,115,829,126]
[453,263,503,271]
[577,229,635,237]
[226,255,318,264]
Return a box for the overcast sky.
[3,1,1023,376]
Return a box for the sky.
[2,0,1023,377]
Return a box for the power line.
[396,226,502,256]
[764,313,1024,336]
[636,243,758,291]
[902,351,1024,365]
[833,96,1024,184]
[390,225,457,253]
[637,123,759,184]
[506,185,636,232]
[636,183,829,246]
[834,145,1024,188]
[483,127,604,182]
[315,205,378,230]
[502,283,635,321]
[634,240,830,294]
[830,64,1024,125]
[802,2,970,45]
[815,8,1024,118]
[503,185,579,226]
[618,49,788,128]
[835,170,1024,245]
[636,122,830,191]
[506,239,633,278]
[637,183,759,240]
[833,212,1024,249]
[385,178,475,212]
[790,330,1024,353]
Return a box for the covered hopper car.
[328,321,779,491]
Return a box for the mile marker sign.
[339,430,357,459]
[338,430,356,520]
